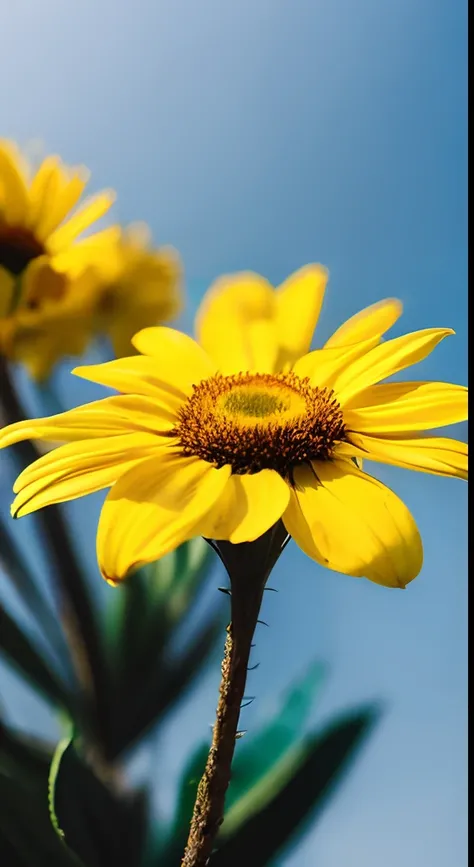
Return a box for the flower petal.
[97,453,231,583]
[195,273,277,373]
[344,381,468,433]
[274,265,328,367]
[283,459,423,588]
[292,337,380,390]
[48,191,115,252]
[325,298,403,348]
[0,141,29,223]
[130,326,216,392]
[337,433,468,480]
[28,157,88,239]
[335,328,454,404]
[199,469,290,543]
[0,394,176,450]
[73,355,191,409]
[11,433,161,517]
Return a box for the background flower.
[0,143,182,378]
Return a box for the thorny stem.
[0,359,111,765]
[181,523,288,867]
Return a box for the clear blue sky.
[1,2,467,865]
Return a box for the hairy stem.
[181,523,288,867]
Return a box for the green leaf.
[226,660,325,812]
[0,521,75,679]
[33,505,112,757]
[0,716,52,789]
[107,538,215,677]
[0,603,74,711]
[211,706,380,866]
[49,739,148,867]
[104,538,218,760]
[150,537,215,625]
[109,616,222,758]
[0,770,84,867]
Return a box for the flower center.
[0,224,45,277]
[175,372,346,476]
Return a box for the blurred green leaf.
[107,539,215,675]
[0,521,76,680]
[0,715,52,789]
[109,615,222,758]
[0,770,84,867]
[103,539,221,759]
[149,538,215,625]
[226,660,326,813]
[34,506,112,757]
[211,707,380,866]
[0,603,75,712]
[49,738,148,867]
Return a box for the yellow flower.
[0,266,467,589]
[0,139,115,376]
[83,223,182,358]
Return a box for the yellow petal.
[0,267,15,317]
[283,459,423,588]
[335,328,454,404]
[73,356,190,410]
[325,298,403,348]
[27,157,61,231]
[292,336,380,390]
[337,433,468,480]
[11,433,160,517]
[274,265,328,367]
[30,159,88,240]
[344,381,468,433]
[97,453,231,583]
[131,326,217,391]
[51,226,122,278]
[199,469,290,543]
[0,394,176,450]
[195,272,276,373]
[48,191,115,252]
[0,141,29,223]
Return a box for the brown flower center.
[0,225,45,277]
[175,371,346,476]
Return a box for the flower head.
[0,266,467,588]
[0,142,181,379]
[0,139,115,377]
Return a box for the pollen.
[175,371,346,475]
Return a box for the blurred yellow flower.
[0,139,115,376]
[0,141,181,379]
[84,223,182,359]
[0,266,467,589]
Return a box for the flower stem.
[181,523,288,867]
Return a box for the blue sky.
[1,2,467,865]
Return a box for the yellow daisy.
[0,267,467,589]
[0,139,115,375]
